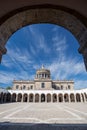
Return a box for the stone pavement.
[0,103,87,130]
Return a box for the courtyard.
[0,102,87,124]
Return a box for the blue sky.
[0,23,87,89]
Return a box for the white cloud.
[29,26,50,53]
[47,58,86,80]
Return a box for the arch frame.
[0,4,87,70]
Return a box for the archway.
[29,93,34,102]
[64,94,69,102]
[17,93,22,102]
[81,93,84,102]
[58,94,63,102]
[41,94,45,102]
[84,93,87,101]
[23,93,28,102]
[3,93,7,103]
[70,93,75,102]
[53,94,57,102]
[6,93,11,102]
[35,94,39,102]
[12,93,16,102]
[0,92,3,103]
[76,93,81,102]
[47,94,51,102]
[0,5,87,70]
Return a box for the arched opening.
[70,93,75,102]
[0,92,3,103]
[41,94,45,102]
[0,5,87,71]
[58,94,63,102]
[47,94,51,102]
[17,93,22,102]
[64,94,69,102]
[53,94,57,102]
[6,93,11,102]
[12,93,16,102]
[81,93,84,102]
[3,93,7,103]
[76,93,81,102]
[23,93,28,102]
[35,94,39,102]
[84,93,87,101]
[0,22,87,90]
[29,94,34,102]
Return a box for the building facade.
[0,66,87,103]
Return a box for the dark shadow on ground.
[0,122,87,130]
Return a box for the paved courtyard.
[0,102,87,124]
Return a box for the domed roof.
[36,65,50,74]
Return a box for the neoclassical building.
[0,66,87,103]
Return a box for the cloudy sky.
[0,24,87,89]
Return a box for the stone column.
[39,95,41,102]
[27,95,29,102]
[80,94,83,102]
[68,95,70,103]
[45,95,47,103]
[33,95,35,102]
[10,95,12,102]
[16,94,18,102]
[63,94,64,102]
[83,94,86,102]
[21,94,23,102]
[57,95,59,103]
[74,95,76,102]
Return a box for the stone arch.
[23,93,28,102]
[12,93,16,102]
[41,94,45,102]
[58,93,63,102]
[70,93,75,102]
[64,93,69,102]
[6,93,11,102]
[29,93,34,102]
[47,93,51,102]
[53,93,57,102]
[0,92,3,103]
[84,93,87,101]
[0,5,87,70]
[76,93,81,102]
[17,93,22,102]
[81,93,84,102]
[3,93,7,103]
[35,93,39,102]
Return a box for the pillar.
[33,95,35,102]
[27,95,29,102]
[16,94,18,102]
[68,95,70,103]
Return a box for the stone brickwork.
[0,5,87,70]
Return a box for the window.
[61,85,63,90]
[30,85,33,89]
[23,85,26,89]
[68,85,70,89]
[16,85,19,89]
[41,82,45,88]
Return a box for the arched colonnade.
[0,91,87,103]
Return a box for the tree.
[6,86,12,90]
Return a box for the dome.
[35,65,51,79]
